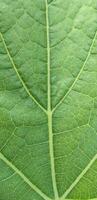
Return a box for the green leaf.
[0,0,97,199]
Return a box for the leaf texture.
[0,0,97,200]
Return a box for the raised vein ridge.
[0,32,47,114]
[52,30,97,113]
[45,0,59,199]
[60,154,97,199]
[0,152,51,200]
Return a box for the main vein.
[45,0,59,199]
[0,152,51,200]
[52,30,97,113]
[60,154,97,199]
[0,32,47,114]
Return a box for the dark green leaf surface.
[0,0,97,199]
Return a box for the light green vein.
[52,31,97,113]
[0,152,51,200]
[0,128,16,152]
[60,154,97,199]
[0,32,47,115]
[45,0,59,199]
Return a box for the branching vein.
[0,32,47,114]
[60,154,97,199]
[45,0,59,199]
[0,152,51,200]
[52,31,97,113]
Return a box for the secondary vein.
[0,152,51,200]
[45,0,59,199]
[60,154,97,199]
[0,32,47,115]
[52,30,97,113]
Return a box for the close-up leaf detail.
[0,0,97,200]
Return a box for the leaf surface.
[0,0,97,200]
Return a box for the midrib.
[45,0,59,199]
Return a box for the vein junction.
[45,0,59,198]
[0,1,97,200]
